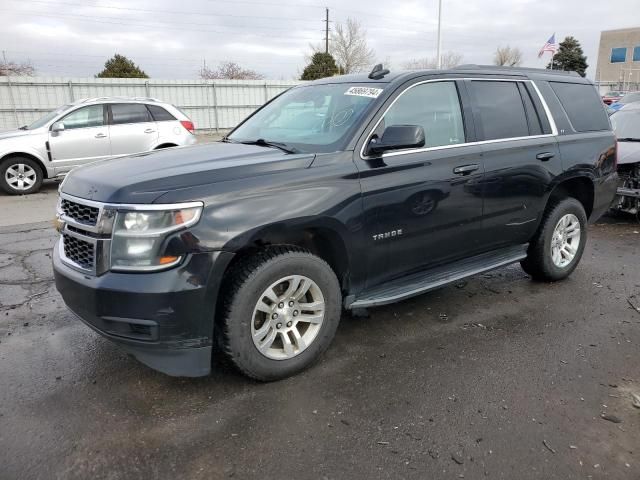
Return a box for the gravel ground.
[0,215,639,480]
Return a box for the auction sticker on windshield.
[344,86,383,98]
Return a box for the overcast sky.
[1,0,637,80]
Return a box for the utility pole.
[436,0,442,69]
[324,8,330,54]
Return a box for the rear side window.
[147,105,176,121]
[549,82,610,132]
[110,104,152,125]
[468,81,530,140]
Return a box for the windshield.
[26,104,72,130]
[228,83,384,153]
[620,92,640,104]
[612,110,640,139]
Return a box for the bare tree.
[330,18,375,74]
[403,51,464,70]
[200,61,264,80]
[0,59,35,76]
[493,46,523,67]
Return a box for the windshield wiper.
[240,138,298,154]
[18,125,28,130]
[617,137,640,142]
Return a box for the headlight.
[110,203,203,271]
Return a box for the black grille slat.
[61,199,99,226]
[63,234,95,270]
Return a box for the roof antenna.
[368,63,390,80]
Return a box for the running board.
[347,244,528,309]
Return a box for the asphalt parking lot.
[0,192,639,479]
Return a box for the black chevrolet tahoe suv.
[53,65,618,380]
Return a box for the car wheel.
[221,246,341,381]
[0,157,44,195]
[521,197,587,281]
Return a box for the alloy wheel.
[251,275,325,360]
[5,163,37,191]
[550,213,581,268]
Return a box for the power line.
[11,0,437,36]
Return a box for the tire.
[521,197,588,281]
[0,157,44,195]
[221,246,342,381]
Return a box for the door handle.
[536,152,555,161]
[95,133,107,139]
[144,129,156,134]
[453,164,479,175]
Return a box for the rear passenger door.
[466,79,561,249]
[108,103,159,156]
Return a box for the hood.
[61,142,316,203]
[617,141,640,165]
[0,129,36,140]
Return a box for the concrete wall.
[0,77,301,131]
[596,27,640,91]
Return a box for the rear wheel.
[0,157,44,195]
[521,197,587,281]
[221,247,342,381]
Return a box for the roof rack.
[75,96,162,103]
[452,64,581,77]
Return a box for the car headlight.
[110,203,203,271]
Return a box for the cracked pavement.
[0,209,639,480]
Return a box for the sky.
[0,0,638,80]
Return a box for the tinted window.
[111,104,152,125]
[549,82,610,132]
[518,83,543,136]
[60,105,104,130]
[382,81,465,148]
[634,46,640,62]
[611,47,627,63]
[469,81,529,140]
[147,105,176,121]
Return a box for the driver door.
[48,104,110,174]
[356,80,485,288]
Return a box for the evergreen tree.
[301,52,340,81]
[546,36,588,77]
[96,54,148,78]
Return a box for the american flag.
[538,33,558,58]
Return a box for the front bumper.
[53,240,234,377]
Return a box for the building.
[595,27,640,93]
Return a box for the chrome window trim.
[359,77,558,161]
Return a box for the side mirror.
[367,125,425,156]
[51,121,65,132]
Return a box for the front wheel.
[0,157,44,195]
[221,247,342,381]
[521,197,588,281]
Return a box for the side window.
[381,81,465,148]
[147,105,176,121]
[111,104,152,125]
[468,81,530,140]
[549,82,610,132]
[60,105,104,130]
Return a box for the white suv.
[0,97,197,195]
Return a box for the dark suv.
[53,65,618,380]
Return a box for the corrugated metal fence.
[0,77,301,132]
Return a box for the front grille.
[61,199,99,226]
[63,234,95,270]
